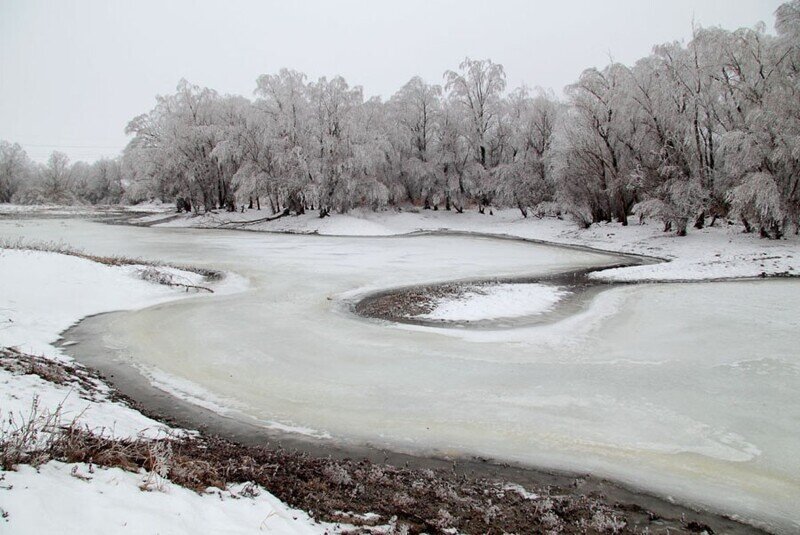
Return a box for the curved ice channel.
[3,219,799,534]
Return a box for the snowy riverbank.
[0,247,332,534]
[148,207,799,282]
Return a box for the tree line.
[1,1,798,237]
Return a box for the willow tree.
[444,57,506,169]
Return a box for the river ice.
[2,218,799,534]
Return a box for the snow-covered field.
[0,247,331,534]
[2,462,328,535]
[150,207,800,282]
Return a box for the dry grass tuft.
[0,347,108,402]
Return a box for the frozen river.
[3,218,799,533]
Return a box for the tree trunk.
[287,191,305,215]
[771,221,783,239]
[617,194,628,226]
[676,218,688,237]
[694,211,705,229]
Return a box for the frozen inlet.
[3,219,799,534]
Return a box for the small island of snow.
[416,283,570,322]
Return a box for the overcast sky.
[0,0,786,162]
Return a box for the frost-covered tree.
[558,65,636,226]
[553,2,800,237]
[0,141,33,202]
[494,88,560,217]
[302,76,390,214]
[387,77,442,206]
[726,173,785,237]
[444,58,507,168]
[434,96,473,212]
[39,152,75,204]
[7,0,794,236]
[247,69,313,213]
[85,159,124,204]
[125,80,232,213]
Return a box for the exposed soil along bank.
[58,320,762,535]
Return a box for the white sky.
[0,0,785,163]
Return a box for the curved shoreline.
[351,265,631,329]
[60,312,764,535]
[15,207,800,282]
[5,214,792,532]
[50,223,776,533]
[119,210,799,282]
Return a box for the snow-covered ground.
[1,462,328,535]
[152,207,800,281]
[417,283,569,322]
[0,249,211,437]
[0,248,331,534]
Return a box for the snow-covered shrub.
[632,198,670,227]
[633,179,705,236]
[0,396,66,470]
[566,201,594,229]
[590,509,628,533]
[140,439,173,492]
[533,201,563,218]
[435,508,456,529]
[322,463,353,486]
[727,172,785,238]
